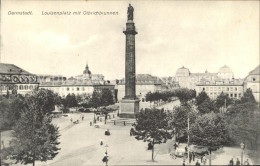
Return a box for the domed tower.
[83,62,92,80]
[217,65,234,80]
[175,66,190,77]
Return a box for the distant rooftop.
[249,65,260,75]
[0,63,33,75]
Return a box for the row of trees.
[57,89,115,110]
[1,89,61,166]
[133,88,260,164]
[145,88,196,104]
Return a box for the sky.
[1,0,259,80]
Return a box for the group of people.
[229,158,250,166]
[183,159,206,166]
[70,115,84,124]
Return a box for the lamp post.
[94,109,96,124]
[240,142,245,166]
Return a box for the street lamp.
[94,109,96,124]
[240,142,245,166]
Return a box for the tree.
[170,104,197,142]
[133,109,172,161]
[195,91,209,106]
[100,89,114,106]
[175,88,196,104]
[197,98,215,114]
[0,94,25,130]
[9,90,60,166]
[226,102,260,150]
[190,112,228,166]
[240,88,256,104]
[89,90,101,108]
[214,92,233,109]
[63,93,78,108]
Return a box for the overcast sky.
[1,0,259,80]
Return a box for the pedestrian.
[229,158,234,166]
[185,146,188,153]
[100,139,103,146]
[90,121,92,126]
[201,155,203,163]
[189,152,192,163]
[195,160,200,166]
[236,158,240,166]
[183,159,186,166]
[82,115,84,120]
[203,159,207,166]
[244,159,250,165]
[192,152,195,161]
[174,142,178,150]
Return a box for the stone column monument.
[120,4,140,118]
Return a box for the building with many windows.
[39,63,115,98]
[196,80,244,99]
[116,74,166,102]
[0,63,39,95]
[175,65,234,89]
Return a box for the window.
[230,94,233,97]
[235,87,237,91]
[253,78,256,81]
[239,93,241,97]
[77,87,79,91]
[19,85,23,90]
[227,87,229,91]
[67,88,69,91]
[234,94,237,98]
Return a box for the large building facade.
[117,74,165,102]
[175,65,234,90]
[39,63,115,98]
[0,63,39,95]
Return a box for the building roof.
[118,74,164,85]
[176,66,190,76]
[218,65,233,74]
[0,63,33,75]
[249,65,260,75]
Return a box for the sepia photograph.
[0,0,259,165]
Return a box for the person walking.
[229,158,234,166]
[174,142,178,150]
[183,159,186,166]
[192,152,195,161]
[100,139,103,146]
[189,152,192,163]
[195,160,200,166]
[244,159,250,165]
[201,155,203,163]
[236,158,240,166]
[203,159,207,166]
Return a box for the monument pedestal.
[120,99,140,118]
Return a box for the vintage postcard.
[0,0,259,166]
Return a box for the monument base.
[120,99,140,119]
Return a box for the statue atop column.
[127,4,134,21]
